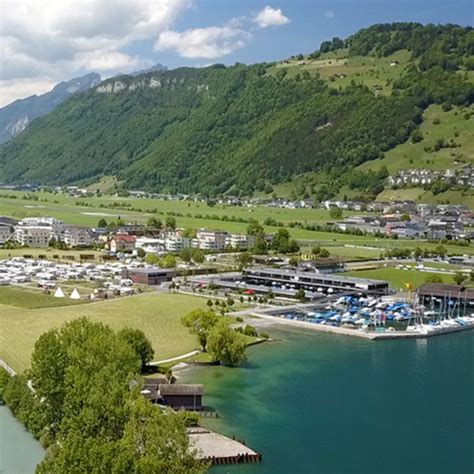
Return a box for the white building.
[14,226,54,248]
[225,233,256,250]
[165,235,192,252]
[0,224,13,244]
[62,226,94,247]
[195,230,229,251]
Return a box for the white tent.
[54,287,65,298]
[70,288,81,300]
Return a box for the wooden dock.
[188,427,262,465]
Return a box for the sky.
[0,0,473,107]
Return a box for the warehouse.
[124,267,176,285]
[241,267,389,294]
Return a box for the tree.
[146,216,162,229]
[136,247,146,258]
[207,321,247,367]
[411,129,423,143]
[118,328,154,370]
[181,309,218,351]
[453,272,467,286]
[191,248,205,263]
[247,221,265,237]
[329,207,343,219]
[98,218,107,228]
[165,216,177,229]
[319,248,330,258]
[113,397,204,473]
[180,248,192,263]
[145,253,159,265]
[295,288,306,302]
[159,254,177,268]
[288,256,299,266]
[237,252,252,270]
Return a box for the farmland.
[0,292,208,372]
[0,190,473,258]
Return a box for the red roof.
[112,235,136,242]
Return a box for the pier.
[250,310,474,340]
[188,427,262,465]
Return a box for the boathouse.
[159,384,204,410]
[417,283,474,305]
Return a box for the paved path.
[150,350,199,365]
[0,358,17,376]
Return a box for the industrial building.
[189,266,390,299]
[242,267,389,294]
[124,267,176,285]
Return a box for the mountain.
[130,63,167,76]
[0,72,101,143]
[0,23,472,199]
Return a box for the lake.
[0,405,44,474]
[181,328,474,474]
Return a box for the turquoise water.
[0,405,44,473]
[182,328,474,474]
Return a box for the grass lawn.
[343,267,456,291]
[0,292,208,373]
[0,286,87,309]
[359,104,473,174]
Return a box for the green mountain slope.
[0,23,473,197]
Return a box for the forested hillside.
[0,23,472,197]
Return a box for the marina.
[252,287,474,340]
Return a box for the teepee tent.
[54,287,65,298]
[70,288,81,300]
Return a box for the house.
[159,384,204,410]
[195,230,229,251]
[14,226,54,248]
[124,267,176,285]
[141,375,169,403]
[62,225,94,247]
[225,233,257,250]
[109,234,136,252]
[0,223,13,244]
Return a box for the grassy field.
[0,190,472,256]
[267,50,412,96]
[0,292,208,372]
[343,267,457,291]
[0,286,88,309]
[360,104,474,174]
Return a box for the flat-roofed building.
[242,267,389,294]
[62,225,94,247]
[195,230,228,251]
[124,267,176,285]
[225,233,256,250]
[0,223,13,244]
[14,226,54,248]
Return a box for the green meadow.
[0,292,208,373]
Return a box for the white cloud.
[0,79,57,107]
[325,10,335,19]
[0,0,192,105]
[253,6,289,28]
[155,27,251,59]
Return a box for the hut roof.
[143,375,168,387]
[417,283,474,300]
[160,384,204,396]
